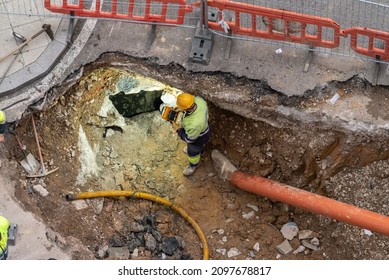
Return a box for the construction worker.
[0,110,6,142]
[0,215,10,260]
[176,93,211,176]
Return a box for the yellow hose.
[66,190,209,260]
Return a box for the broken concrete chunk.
[253,242,260,252]
[222,236,227,243]
[363,229,373,236]
[242,211,255,219]
[298,229,319,240]
[301,239,319,251]
[227,247,241,258]
[280,222,299,240]
[71,199,89,210]
[216,248,226,256]
[292,245,305,255]
[32,184,49,197]
[276,240,293,255]
[246,203,259,212]
[310,237,320,246]
[217,229,225,235]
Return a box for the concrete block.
[7,223,18,246]
[189,24,214,65]
[189,36,213,65]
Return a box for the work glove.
[177,128,187,140]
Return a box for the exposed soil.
[5,54,389,260]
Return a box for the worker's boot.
[183,164,198,176]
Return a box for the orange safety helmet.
[176,93,195,110]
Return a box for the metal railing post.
[204,0,209,35]
[189,0,214,64]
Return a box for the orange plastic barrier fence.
[44,0,389,61]
[44,0,193,25]
[342,27,389,60]
[194,0,342,48]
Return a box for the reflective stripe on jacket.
[181,96,209,143]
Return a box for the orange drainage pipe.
[211,150,389,237]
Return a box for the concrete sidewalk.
[0,0,69,96]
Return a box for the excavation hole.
[8,62,389,260]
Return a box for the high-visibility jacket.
[0,110,6,134]
[179,96,209,143]
[0,216,10,254]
